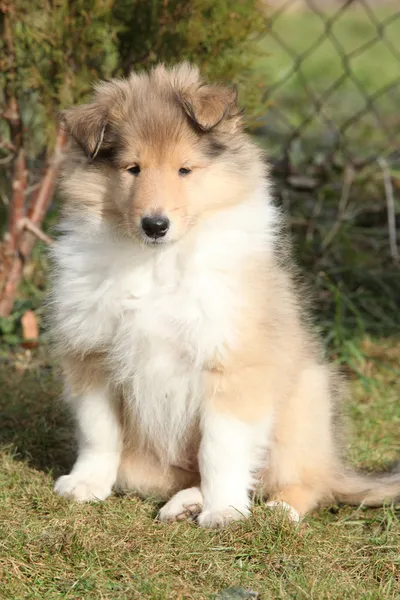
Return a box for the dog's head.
[61,63,264,244]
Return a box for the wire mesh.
[258,0,400,172]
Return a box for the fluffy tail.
[332,467,400,507]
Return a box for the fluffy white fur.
[52,193,275,442]
[54,386,122,501]
[52,187,277,521]
[198,410,272,527]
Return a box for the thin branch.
[322,165,355,250]
[0,258,24,318]
[0,127,66,317]
[0,136,16,152]
[8,148,27,251]
[378,157,399,263]
[25,182,42,196]
[18,218,54,245]
[306,191,324,244]
[25,128,66,232]
[0,153,15,165]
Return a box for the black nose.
[141,215,170,239]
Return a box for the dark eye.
[127,165,141,175]
[179,167,192,176]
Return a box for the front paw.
[54,474,112,502]
[158,487,203,523]
[197,505,250,529]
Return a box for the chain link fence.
[252,1,400,338]
[256,0,400,174]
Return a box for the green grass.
[255,2,400,158]
[1,340,399,599]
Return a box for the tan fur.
[59,64,261,235]
[53,63,400,522]
[62,352,108,395]
[117,451,198,500]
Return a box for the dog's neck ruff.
[52,184,278,463]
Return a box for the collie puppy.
[51,63,399,527]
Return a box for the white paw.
[266,501,300,523]
[197,505,250,528]
[158,487,203,522]
[54,474,112,502]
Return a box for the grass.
[1,339,399,599]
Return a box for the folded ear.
[60,103,110,161]
[177,84,243,133]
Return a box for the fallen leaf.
[21,310,39,348]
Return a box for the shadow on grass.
[0,356,74,478]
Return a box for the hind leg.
[266,484,321,522]
[264,364,338,521]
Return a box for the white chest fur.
[51,193,276,461]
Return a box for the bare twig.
[337,165,355,215]
[378,157,399,263]
[322,165,355,250]
[0,136,16,152]
[18,218,54,246]
[25,128,66,230]
[306,191,324,244]
[0,153,15,165]
[0,258,24,318]
[25,182,42,196]
[8,148,27,251]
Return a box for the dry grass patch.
[1,339,399,599]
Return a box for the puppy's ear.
[60,103,110,161]
[177,84,243,132]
